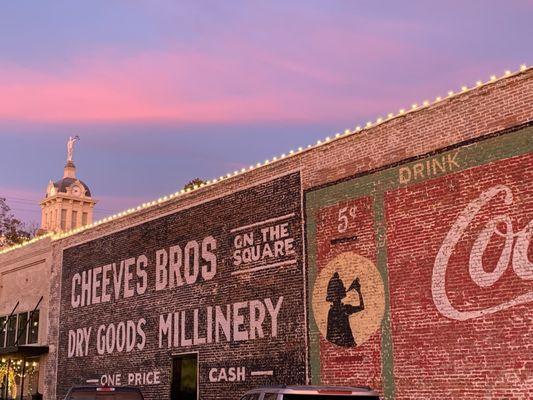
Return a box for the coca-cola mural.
[432,184,533,321]
[305,125,533,400]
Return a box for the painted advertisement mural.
[305,125,533,399]
[57,172,306,399]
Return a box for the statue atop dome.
[39,134,96,233]
[67,135,80,162]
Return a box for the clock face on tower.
[72,185,82,196]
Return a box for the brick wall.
[0,237,52,397]
[385,141,532,399]
[305,125,533,399]
[56,173,306,399]
[39,69,533,399]
[301,70,533,189]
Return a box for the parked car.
[240,385,380,400]
[64,386,144,399]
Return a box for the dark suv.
[240,385,380,400]
[64,386,144,399]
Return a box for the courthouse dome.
[52,177,92,197]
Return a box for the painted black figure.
[325,272,364,347]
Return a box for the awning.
[0,345,49,358]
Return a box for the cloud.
[0,27,420,125]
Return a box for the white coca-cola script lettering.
[432,184,533,320]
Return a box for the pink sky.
[0,0,531,225]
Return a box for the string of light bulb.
[0,64,529,255]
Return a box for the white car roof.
[244,385,378,395]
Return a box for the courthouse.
[0,66,532,400]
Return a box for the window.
[6,314,17,347]
[171,354,198,400]
[29,310,40,344]
[0,316,6,347]
[61,209,67,230]
[264,394,278,400]
[82,212,88,226]
[17,312,28,345]
[0,311,40,347]
[72,210,78,229]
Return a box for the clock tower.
[39,136,97,233]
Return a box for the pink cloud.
[0,30,422,125]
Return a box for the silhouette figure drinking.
[326,273,365,347]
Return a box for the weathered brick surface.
[312,197,384,390]
[385,151,532,399]
[0,237,53,398]
[27,69,533,399]
[301,71,533,189]
[56,173,306,399]
[305,126,532,399]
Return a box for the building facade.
[1,67,532,399]
[0,139,95,399]
[0,237,52,399]
[40,161,96,233]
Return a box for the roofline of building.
[39,194,97,206]
[1,64,530,255]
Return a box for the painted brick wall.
[301,71,533,189]
[385,147,532,399]
[311,196,383,390]
[38,69,533,399]
[305,126,532,399]
[55,172,306,399]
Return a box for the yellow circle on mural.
[312,252,385,348]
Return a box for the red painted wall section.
[314,197,383,390]
[385,152,533,399]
